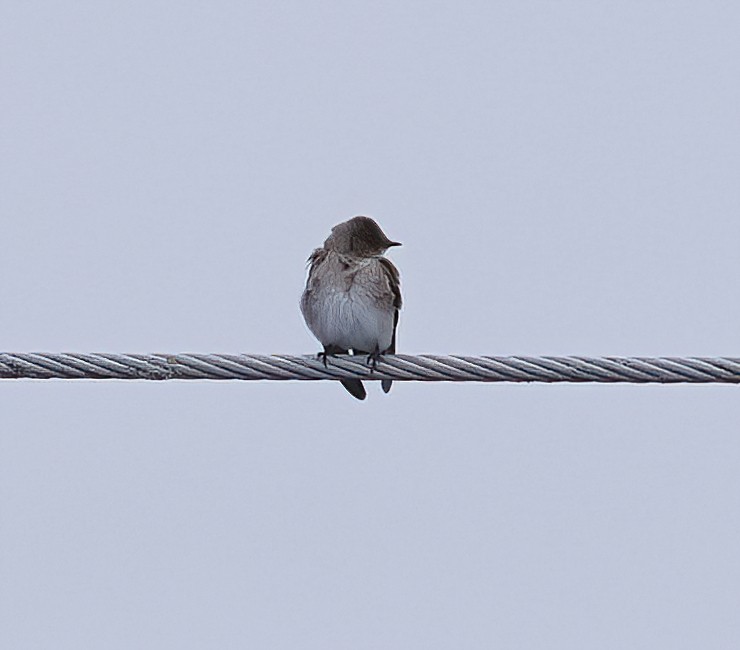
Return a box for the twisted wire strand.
[1,353,739,384]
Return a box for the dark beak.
[387,241,402,247]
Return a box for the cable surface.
[1,353,739,383]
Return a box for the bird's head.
[324,216,401,256]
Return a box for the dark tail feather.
[341,379,367,400]
[381,313,398,395]
[323,345,366,400]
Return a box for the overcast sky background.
[2,1,740,648]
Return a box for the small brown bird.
[300,216,402,400]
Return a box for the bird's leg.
[366,344,383,373]
[319,344,345,367]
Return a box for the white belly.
[306,285,394,353]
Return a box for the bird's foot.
[319,345,346,367]
[366,346,383,373]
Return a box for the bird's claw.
[366,349,383,373]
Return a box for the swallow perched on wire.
[300,216,402,400]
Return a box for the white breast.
[302,262,395,353]
[315,286,393,352]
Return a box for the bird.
[300,216,402,400]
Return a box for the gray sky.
[2,1,740,648]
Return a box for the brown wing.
[301,248,326,312]
[378,257,401,354]
[305,248,327,284]
[378,257,401,395]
